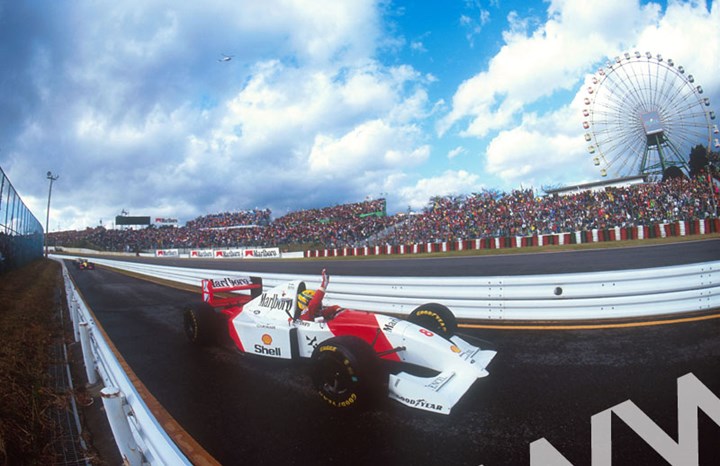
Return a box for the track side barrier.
[57,260,192,466]
[71,256,720,321]
[305,218,719,258]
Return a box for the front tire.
[408,302,457,338]
[310,336,383,409]
[183,302,221,346]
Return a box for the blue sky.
[1,0,718,230]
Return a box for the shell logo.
[450,345,461,353]
[261,334,273,345]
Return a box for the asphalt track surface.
[66,240,720,465]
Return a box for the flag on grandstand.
[359,211,385,218]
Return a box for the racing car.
[73,258,95,270]
[182,275,496,414]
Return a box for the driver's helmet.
[297,289,316,311]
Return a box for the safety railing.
[74,256,719,321]
[59,260,191,465]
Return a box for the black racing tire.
[310,336,383,409]
[183,302,221,346]
[408,302,457,338]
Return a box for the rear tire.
[408,302,457,338]
[183,302,221,346]
[310,336,383,409]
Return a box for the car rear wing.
[201,276,263,307]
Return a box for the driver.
[298,269,341,321]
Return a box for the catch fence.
[0,166,44,273]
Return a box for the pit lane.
[66,241,720,465]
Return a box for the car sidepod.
[384,319,497,415]
[230,305,296,359]
[228,280,307,359]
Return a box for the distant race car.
[73,258,95,270]
[183,275,496,414]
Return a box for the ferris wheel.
[582,50,718,179]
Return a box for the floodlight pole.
[45,171,59,257]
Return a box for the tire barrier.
[68,256,720,321]
[305,218,720,258]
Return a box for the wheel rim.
[316,356,353,399]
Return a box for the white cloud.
[460,3,491,47]
[485,120,591,188]
[410,41,426,53]
[194,58,432,187]
[438,0,665,138]
[1,0,434,229]
[309,119,429,173]
[396,170,484,211]
[483,88,597,187]
[635,0,720,91]
[206,60,430,161]
[447,146,466,159]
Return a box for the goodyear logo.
[319,392,357,408]
[415,309,447,332]
[391,394,443,412]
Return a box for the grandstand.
[544,175,647,196]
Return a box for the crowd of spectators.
[47,199,391,252]
[47,176,719,253]
[268,199,391,247]
[185,209,271,230]
[382,176,718,245]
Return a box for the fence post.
[79,322,98,385]
[101,387,144,466]
[71,297,81,342]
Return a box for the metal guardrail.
[82,256,719,321]
[56,256,719,464]
[58,260,191,465]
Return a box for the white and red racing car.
[182,275,496,415]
